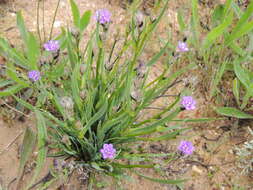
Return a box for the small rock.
[192,165,203,175]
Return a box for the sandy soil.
[0,0,252,189]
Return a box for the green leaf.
[203,11,233,49]
[80,10,91,31]
[222,0,233,21]
[80,100,108,138]
[69,0,80,28]
[137,129,185,142]
[215,107,253,119]
[28,110,48,189]
[0,80,15,88]
[211,4,224,26]
[13,95,35,111]
[0,38,28,69]
[126,108,180,137]
[229,41,246,56]
[17,127,36,185]
[226,0,253,45]
[6,62,30,87]
[226,20,253,45]
[17,11,28,43]
[177,9,186,31]
[210,61,227,97]
[191,0,199,45]
[0,85,24,97]
[71,63,82,111]
[112,163,154,169]
[232,78,240,105]
[27,32,40,70]
[233,59,251,88]
[147,41,172,66]
[134,171,185,185]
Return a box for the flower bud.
[135,10,145,30]
[70,27,80,39]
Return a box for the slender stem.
[36,0,42,45]
[42,0,46,42]
[2,100,30,117]
[49,0,61,40]
[144,106,165,110]
[0,131,23,155]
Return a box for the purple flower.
[44,40,60,52]
[178,140,195,155]
[181,96,196,110]
[95,9,111,24]
[176,41,189,52]
[28,70,41,82]
[100,144,116,159]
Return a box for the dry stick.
[0,131,23,155]
[2,100,30,118]
[49,0,61,40]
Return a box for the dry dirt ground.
[0,0,252,190]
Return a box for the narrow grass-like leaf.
[80,100,108,138]
[0,85,24,97]
[17,11,28,43]
[17,127,36,186]
[233,78,240,105]
[147,41,172,66]
[126,108,180,137]
[28,110,47,189]
[210,61,227,97]
[226,21,253,45]
[177,9,186,31]
[191,0,199,45]
[6,61,30,87]
[202,11,233,49]
[137,129,185,142]
[215,107,253,119]
[134,171,185,184]
[27,33,40,70]
[226,1,253,45]
[222,0,233,21]
[69,0,80,28]
[0,80,15,88]
[0,38,28,69]
[233,59,250,88]
[71,63,82,111]
[13,95,35,111]
[80,10,91,31]
[112,163,154,169]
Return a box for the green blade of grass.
[6,61,30,87]
[17,11,28,43]
[27,33,40,70]
[27,110,48,190]
[210,61,227,97]
[80,10,91,32]
[191,0,199,45]
[69,0,80,28]
[232,78,240,105]
[202,11,233,49]
[134,171,186,185]
[0,85,25,97]
[17,127,36,186]
[125,108,180,137]
[215,107,253,119]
